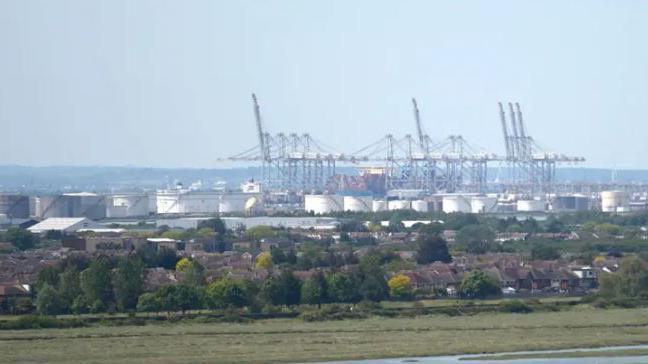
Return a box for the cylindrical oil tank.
[304,195,343,215]
[471,196,497,213]
[372,200,387,212]
[107,194,150,218]
[388,200,411,211]
[35,195,69,218]
[517,200,546,212]
[552,195,591,211]
[63,193,106,219]
[411,200,429,212]
[601,191,629,212]
[343,196,372,212]
[442,196,471,213]
[219,194,250,214]
[0,194,30,218]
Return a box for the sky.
[1,1,647,169]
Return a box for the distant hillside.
[0,165,646,193]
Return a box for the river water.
[312,345,648,364]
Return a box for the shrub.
[501,300,533,314]
[0,316,85,330]
[300,305,367,322]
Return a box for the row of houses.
[399,260,601,296]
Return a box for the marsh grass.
[0,307,647,363]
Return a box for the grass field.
[0,307,647,363]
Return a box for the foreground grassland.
[1,307,648,364]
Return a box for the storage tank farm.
[343,196,372,212]
[517,199,547,212]
[442,195,472,213]
[471,196,498,213]
[601,191,630,212]
[388,200,411,211]
[411,200,430,212]
[372,200,387,212]
[304,195,344,215]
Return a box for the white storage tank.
[343,196,372,212]
[411,200,429,212]
[372,200,387,212]
[107,194,150,218]
[388,200,411,211]
[471,196,497,213]
[219,193,251,214]
[517,200,546,212]
[442,196,471,213]
[304,195,343,215]
[601,190,629,212]
[156,189,222,214]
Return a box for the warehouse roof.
[27,217,102,233]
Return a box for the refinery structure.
[1,94,646,222]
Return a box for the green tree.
[58,267,81,309]
[206,278,248,309]
[155,285,200,314]
[4,227,38,250]
[259,276,285,306]
[270,247,287,264]
[35,284,64,315]
[456,225,496,254]
[280,270,302,306]
[459,270,501,299]
[183,261,206,287]
[197,218,227,236]
[36,266,60,290]
[259,270,302,306]
[156,247,179,269]
[358,250,389,302]
[173,285,200,313]
[301,272,328,307]
[113,256,146,311]
[360,275,389,302]
[600,257,648,298]
[136,292,161,312]
[416,235,452,264]
[80,256,114,307]
[545,215,566,233]
[531,244,561,260]
[286,250,298,265]
[246,225,275,241]
[327,272,361,303]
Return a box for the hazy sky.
[1,1,647,169]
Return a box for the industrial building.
[27,217,104,234]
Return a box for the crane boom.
[252,93,269,161]
[508,102,520,159]
[499,102,511,160]
[412,98,427,153]
[515,102,528,158]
